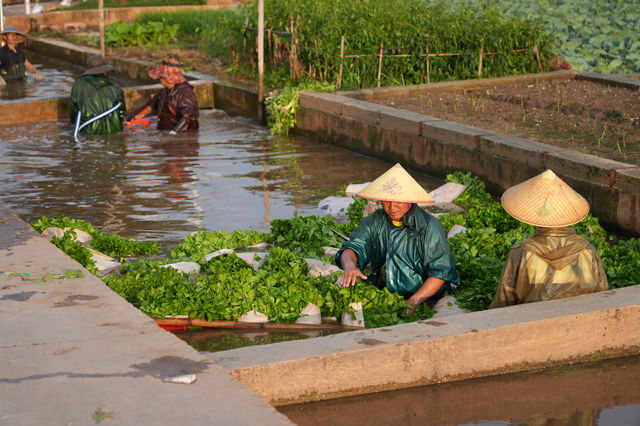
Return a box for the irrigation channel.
[2,52,639,425]
[278,355,640,425]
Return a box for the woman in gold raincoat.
[491,170,608,308]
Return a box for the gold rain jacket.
[491,227,608,308]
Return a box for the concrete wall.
[294,73,640,236]
[209,286,640,405]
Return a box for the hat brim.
[81,64,117,76]
[2,32,27,43]
[501,170,589,227]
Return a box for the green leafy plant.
[265,82,335,135]
[50,230,99,275]
[105,21,179,47]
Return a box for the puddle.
[0,109,443,254]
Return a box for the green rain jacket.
[70,75,126,134]
[336,204,460,298]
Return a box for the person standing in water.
[70,54,126,135]
[126,58,199,134]
[0,26,42,85]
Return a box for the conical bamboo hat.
[357,163,434,204]
[501,170,589,227]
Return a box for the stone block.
[423,120,493,150]
[614,167,640,194]
[477,133,558,169]
[299,92,353,116]
[546,151,633,187]
[378,106,440,136]
[341,100,380,126]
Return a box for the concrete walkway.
[0,202,291,425]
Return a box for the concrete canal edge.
[208,287,640,405]
[0,203,291,425]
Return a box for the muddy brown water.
[0,109,442,255]
[0,50,140,100]
[278,355,640,425]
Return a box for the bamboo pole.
[99,0,105,57]
[267,28,272,69]
[155,317,366,331]
[478,43,484,77]
[337,35,345,89]
[426,39,430,84]
[257,0,264,123]
[377,42,384,88]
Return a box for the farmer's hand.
[340,266,367,287]
[0,76,5,86]
[35,71,43,81]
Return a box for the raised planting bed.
[374,75,640,165]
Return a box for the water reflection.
[0,109,442,254]
[278,356,640,426]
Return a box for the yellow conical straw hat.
[357,163,434,204]
[501,169,589,227]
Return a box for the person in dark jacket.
[70,54,126,135]
[127,58,198,134]
[336,164,460,314]
[0,26,42,84]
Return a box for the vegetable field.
[438,0,640,74]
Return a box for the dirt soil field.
[379,79,640,165]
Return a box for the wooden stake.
[337,35,345,89]
[257,0,264,123]
[377,42,384,88]
[99,0,105,57]
[155,317,366,331]
[533,44,543,71]
[478,43,484,77]
[426,39,430,84]
[267,28,272,69]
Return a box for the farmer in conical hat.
[126,58,199,134]
[0,26,42,85]
[491,169,608,308]
[336,163,460,314]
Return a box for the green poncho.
[70,75,126,135]
[336,204,460,298]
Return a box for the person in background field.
[491,169,608,308]
[0,26,42,85]
[126,58,199,134]
[70,54,126,135]
[336,163,460,314]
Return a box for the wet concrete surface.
[0,201,291,425]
